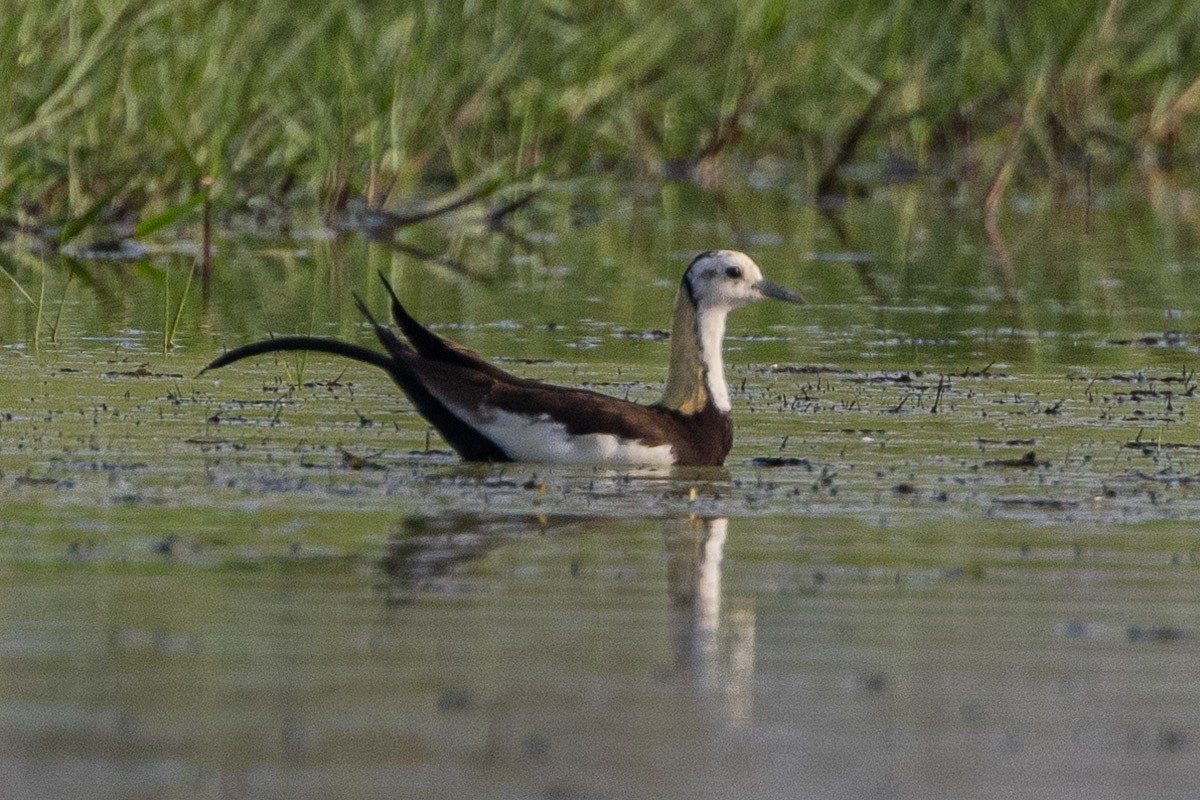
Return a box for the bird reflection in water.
[664,516,755,727]
[379,513,754,725]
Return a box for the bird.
[202,250,804,466]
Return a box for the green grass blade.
[135,192,205,238]
[167,262,197,352]
[59,179,130,247]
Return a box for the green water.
[3,177,1200,798]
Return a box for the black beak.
[755,280,806,305]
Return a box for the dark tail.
[201,336,394,375]
[377,271,511,379]
[202,287,409,376]
[378,271,459,361]
[201,290,512,463]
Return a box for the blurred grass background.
[1,0,1198,226]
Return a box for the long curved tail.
[200,292,513,463]
[201,336,394,374]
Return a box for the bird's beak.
[755,279,806,305]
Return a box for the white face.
[684,250,785,311]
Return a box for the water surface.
[2,176,1200,798]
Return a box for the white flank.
[447,406,676,465]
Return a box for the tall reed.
[0,0,1197,225]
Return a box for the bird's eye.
[725,266,743,279]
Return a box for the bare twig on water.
[931,374,947,414]
[373,184,497,230]
[485,191,540,251]
[818,205,883,303]
[816,81,890,199]
[693,56,763,184]
[486,191,539,231]
[387,241,479,281]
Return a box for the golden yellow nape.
[660,287,710,414]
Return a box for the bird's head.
[683,250,805,312]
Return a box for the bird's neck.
[661,288,731,414]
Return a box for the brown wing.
[207,274,733,465]
[373,277,736,463]
[408,357,734,466]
